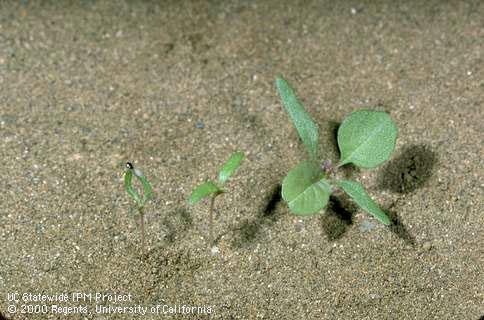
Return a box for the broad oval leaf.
[276,77,319,160]
[337,110,397,168]
[189,181,222,205]
[218,151,244,185]
[282,161,331,215]
[337,180,391,225]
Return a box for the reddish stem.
[209,195,215,246]
[139,207,146,256]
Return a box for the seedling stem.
[189,151,244,248]
[124,162,153,256]
[209,195,216,246]
[139,207,146,256]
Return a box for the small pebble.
[369,293,381,299]
[195,120,204,129]
[210,246,219,256]
[359,220,376,232]
[233,96,243,109]
[0,114,17,125]
[422,241,432,251]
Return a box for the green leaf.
[337,180,391,225]
[138,174,153,204]
[276,77,319,160]
[125,166,153,208]
[282,161,332,215]
[124,169,142,207]
[218,151,244,185]
[189,181,222,205]
[337,110,398,168]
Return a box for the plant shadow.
[320,195,357,240]
[377,144,437,194]
[387,208,416,246]
[328,120,340,158]
[231,184,282,248]
[160,208,192,243]
[0,311,10,320]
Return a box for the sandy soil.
[0,1,482,319]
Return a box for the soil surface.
[1,1,483,319]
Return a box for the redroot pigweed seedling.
[124,162,153,255]
[189,151,244,247]
[276,77,397,225]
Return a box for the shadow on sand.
[231,184,282,248]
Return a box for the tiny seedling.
[124,162,153,255]
[189,151,244,246]
[276,77,398,225]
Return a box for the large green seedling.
[189,151,244,246]
[124,162,153,255]
[276,77,398,225]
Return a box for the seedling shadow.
[387,209,416,245]
[0,311,10,320]
[143,247,205,290]
[320,195,357,240]
[231,184,282,248]
[377,144,437,194]
[327,120,341,158]
[160,208,192,243]
[262,184,283,219]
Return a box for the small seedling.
[276,77,398,225]
[124,162,153,255]
[189,151,244,246]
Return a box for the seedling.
[276,77,398,225]
[189,151,244,246]
[124,162,153,255]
